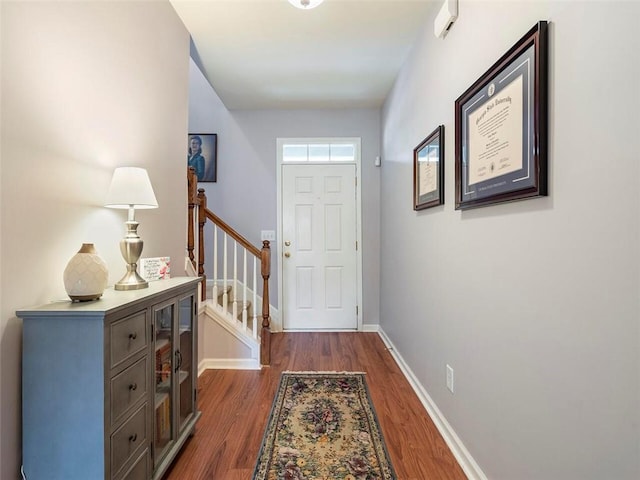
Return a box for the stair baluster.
[232,243,238,320]
[252,257,258,339]
[212,226,218,301]
[242,249,248,330]
[222,232,229,313]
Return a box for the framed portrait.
[455,21,548,210]
[413,125,445,210]
[188,133,217,182]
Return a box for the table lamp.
[105,167,158,290]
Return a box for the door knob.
[285,241,291,246]
[284,252,291,258]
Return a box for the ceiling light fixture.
[288,0,324,9]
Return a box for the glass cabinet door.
[154,303,175,462]
[177,294,195,431]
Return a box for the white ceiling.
[170,0,435,110]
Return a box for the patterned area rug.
[253,372,397,480]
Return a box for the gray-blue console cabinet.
[18,277,201,480]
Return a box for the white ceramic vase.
[63,243,109,302]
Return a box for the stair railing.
[187,167,271,366]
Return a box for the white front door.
[281,164,357,330]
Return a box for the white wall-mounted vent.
[434,0,458,39]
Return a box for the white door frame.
[276,137,363,331]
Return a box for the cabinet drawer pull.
[128,332,137,340]
[129,383,137,391]
[129,433,137,443]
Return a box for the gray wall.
[0,2,190,477]
[189,61,382,325]
[381,1,640,479]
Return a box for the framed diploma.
[455,21,548,210]
[413,125,445,210]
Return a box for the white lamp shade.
[288,0,324,9]
[105,167,158,209]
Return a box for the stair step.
[216,285,232,298]
[216,294,254,323]
[215,285,250,304]
[209,284,261,334]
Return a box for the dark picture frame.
[455,21,548,210]
[413,125,445,210]
[188,133,217,182]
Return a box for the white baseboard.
[377,328,487,480]
[362,323,380,332]
[198,358,260,375]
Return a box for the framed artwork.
[413,125,445,210]
[188,133,217,182]
[455,21,548,210]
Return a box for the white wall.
[0,1,189,477]
[0,3,4,477]
[381,1,640,479]
[189,61,382,325]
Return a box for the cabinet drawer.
[111,357,148,425]
[117,448,149,480]
[111,311,148,369]
[111,403,148,479]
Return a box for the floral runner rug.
[253,371,397,480]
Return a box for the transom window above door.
[282,140,357,163]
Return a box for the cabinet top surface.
[16,277,200,318]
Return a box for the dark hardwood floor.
[164,332,467,480]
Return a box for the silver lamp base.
[115,219,149,291]
[114,267,149,291]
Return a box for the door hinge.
[355,176,357,187]
[356,305,359,316]
[356,241,358,251]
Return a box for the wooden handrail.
[202,205,261,258]
[187,168,271,366]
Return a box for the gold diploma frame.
[455,21,548,210]
[413,125,445,210]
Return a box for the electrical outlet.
[446,364,454,393]
[261,230,276,241]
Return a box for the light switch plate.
[261,230,276,241]
[446,364,454,393]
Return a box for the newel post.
[260,240,271,366]
[197,188,207,301]
[187,167,198,269]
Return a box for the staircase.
[187,167,272,367]
[199,282,262,370]
[210,281,259,338]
